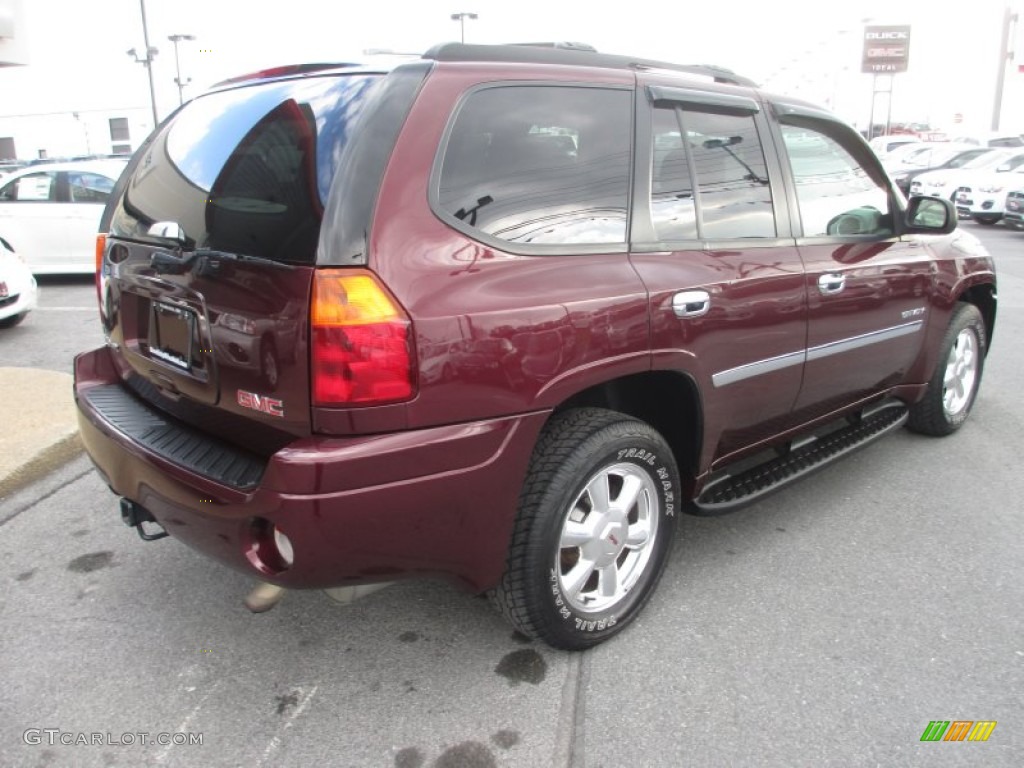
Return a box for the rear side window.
[651,105,774,240]
[436,85,632,248]
[109,74,382,264]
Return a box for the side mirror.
[904,196,956,234]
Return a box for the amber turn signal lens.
[310,270,414,406]
[94,233,107,303]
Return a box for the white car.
[883,143,984,173]
[881,142,942,170]
[955,166,1024,225]
[0,236,38,327]
[0,162,24,182]
[0,159,127,274]
[945,132,1024,148]
[868,135,920,156]
[909,149,1024,202]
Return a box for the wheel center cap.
[597,518,627,563]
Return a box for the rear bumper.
[74,346,547,592]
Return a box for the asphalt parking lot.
[1,222,1021,767]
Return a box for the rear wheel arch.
[552,371,702,497]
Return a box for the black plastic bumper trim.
[83,384,266,491]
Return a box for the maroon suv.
[75,43,996,649]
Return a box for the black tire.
[0,311,28,328]
[907,303,986,436]
[973,215,1000,226]
[491,408,680,650]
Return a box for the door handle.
[818,273,846,295]
[672,290,711,318]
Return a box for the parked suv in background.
[886,145,992,196]
[75,43,996,650]
[955,165,1024,225]
[910,148,1024,203]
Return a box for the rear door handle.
[672,290,711,318]
[818,273,846,295]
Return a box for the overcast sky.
[2,0,1022,132]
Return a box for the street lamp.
[126,45,159,128]
[168,33,196,105]
[450,11,478,43]
[127,0,159,129]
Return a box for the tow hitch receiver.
[119,498,169,541]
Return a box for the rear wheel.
[491,408,680,650]
[908,303,986,436]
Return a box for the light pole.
[991,4,1018,131]
[127,0,159,128]
[168,33,196,105]
[450,12,478,43]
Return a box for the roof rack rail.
[421,42,757,88]
[509,41,598,52]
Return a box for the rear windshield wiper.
[192,249,297,270]
[149,248,295,275]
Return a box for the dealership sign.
[862,25,911,73]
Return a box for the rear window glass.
[109,74,381,264]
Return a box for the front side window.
[651,104,774,240]
[437,85,632,247]
[782,120,893,237]
[0,171,57,202]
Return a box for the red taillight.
[310,269,414,406]
[94,233,107,304]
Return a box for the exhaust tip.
[243,517,294,575]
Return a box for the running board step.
[694,402,908,515]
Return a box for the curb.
[0,367,84,500]
[0,431,84,500]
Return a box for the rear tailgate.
[97,71,387,450]
[102,242,314,441]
